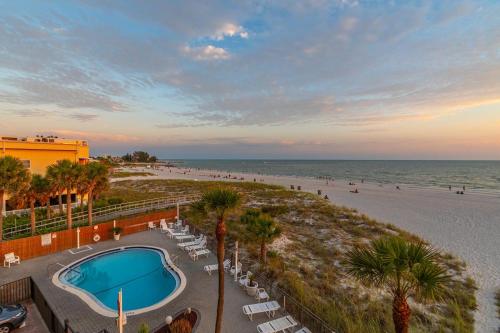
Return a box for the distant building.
[1,135,90,212]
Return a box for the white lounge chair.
[175,234,195,241]
[257,315,298,333]
[166,228,187,239]
[230,262,242,276]
[204,259,230,275]
[160,223,169,233]
[185,238,207,252]
[242,300,280,321]
[295,328,312,333]
[148,221,157,231]
[189,248,210,261]
[4,252,20,268]
[255,288,270,302]
[178,235,204,250]
[239,271,253,287]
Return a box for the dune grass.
[105,179,477,333]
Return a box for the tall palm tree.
[46,163,65,214]
[53,160,80,229]
[240,209,281,264]
[84,162,109,225]
[22,174,51,235]
[202,188,240,333]
[35,175,53,219]
[75,164,89,210]
[0,156,30,240]
[345,236,450,333]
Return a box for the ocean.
[173,160,500,194]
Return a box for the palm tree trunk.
[88,188,93,226]
[215,216,227,333]
[58,192,63,214]
[0,190,4,241]
[66,189,73,230]
[30,200,36,235]
[392,293,411,333]
[80,194,85,210]
[46,201,51,219]
[260,240,267,265]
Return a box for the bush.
[137,323,149,333]
[169,318,191,333]
[107,197,124,205]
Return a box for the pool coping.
[51,245,187,318]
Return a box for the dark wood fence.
[0,276,31,304]
[0,209,177,261]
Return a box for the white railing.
[2,193,201,240]
[3,203,79,217]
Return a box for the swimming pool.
[52,246,186,317]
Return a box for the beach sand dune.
[119,166,500,332]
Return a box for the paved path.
[0,230,279,333]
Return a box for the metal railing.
[3,194,201,240]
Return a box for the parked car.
[0,304,27,332]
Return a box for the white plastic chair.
[4,252,20,268]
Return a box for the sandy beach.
[120,166,500,332]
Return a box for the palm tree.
[35,175,53,219]
[84,162,109,225]
[53,160,80,229]
[345,236,450,333]
[75,164,89,210]
[0,156,30,240]
[23,174,52,235]
[46,163,65,214]
[201,188,240,333]
[240,209,281,264]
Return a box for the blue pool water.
[60,247,180,312]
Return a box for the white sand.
[120,166,500,332]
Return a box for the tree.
[53,160,80,229]
[240,209,281,265]
[345,236,450,333]
[84,162,109,225]
[47,163,66,214]
[75,164,90,210]
[0,156,30,240]
[201,188,240,333]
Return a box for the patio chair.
[189,248,210,261]
[238,271,252,287]
[255,288,270,302]
[230,262,242,276]
[160,223,169,233]
[4,252,20,268]
[185,238,207,252]
[175,234,195,241]
[295,328,312,333]
[203,259,230,275]
[148,221,157,231]
[166,228,187,239]
[178,235,204,250]
[242,300,280,321]
[256,315,298,333]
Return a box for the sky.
[0,0,499,159]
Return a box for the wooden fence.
[0,209,177,261]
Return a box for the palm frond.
[345,247,388,287]
[411,261,450,301]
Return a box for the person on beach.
[396,186,400,190]
[449,185,451,191]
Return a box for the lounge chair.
[160,223,169,233]
[256,315,298,333]
[255,288,270,302]
[175,234,195,241]
[295,328,312,333]
[4,252,20,268]
[166,228,187,239]
[242,300,280,321]
[204,259,230,275]
[230,262,242,276]
[148,221,157,231]
[238,271,252,287]
[185,238,207,252]
[178,235,204,250]
[189,248,210,261]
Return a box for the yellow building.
[1,136,90,212]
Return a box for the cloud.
[51,130,140,143]
[66,113,99,122]
[211,23,248,40]
[182,45,230,61]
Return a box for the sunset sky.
[1,0,499,159]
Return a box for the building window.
[21,160,31,169]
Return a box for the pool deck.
[0,230,285,333]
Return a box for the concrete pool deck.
[0,230,284,333]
